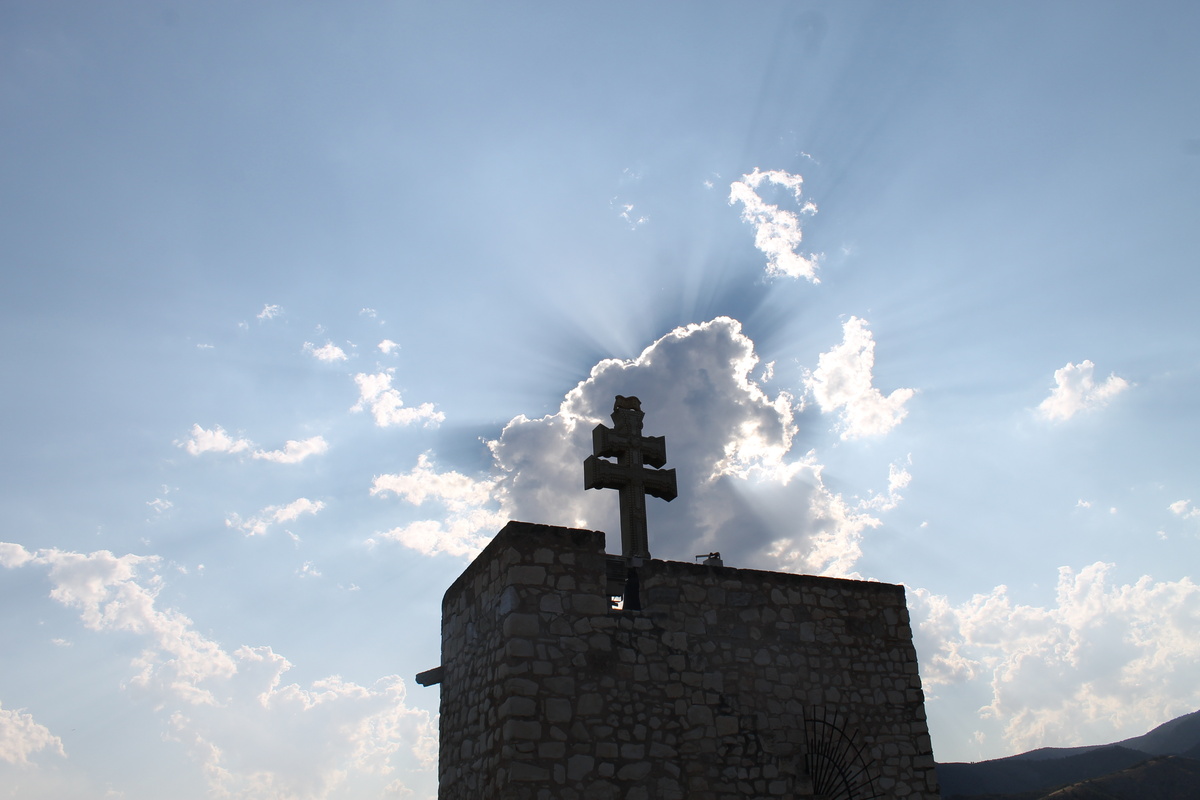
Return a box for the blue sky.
[2,2,1199,797]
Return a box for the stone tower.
[418,399,940,799]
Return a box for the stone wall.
[437,521,940,799]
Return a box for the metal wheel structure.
[803,707,883,800]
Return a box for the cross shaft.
[583,397,677,559]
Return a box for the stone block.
[504,613,541,638]
[502,719,542,740]
[506,677,539,696]
[545,697,572,723]
[508,761,551,782]
[617,762,652,781]
[506,638,536,658]
[686,704,713,726]
[567,754,594,781]
[577,693,604,716]
[500,696,537,718]
[511,565,547,585]
[538,741,567,759]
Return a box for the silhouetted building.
[418,398,940,799]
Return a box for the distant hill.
[1005,709,1200,763]
[1118,710,1200,756]
[1040,754,1200,800]
[938,745,1149,798]
[937,709,1200,800]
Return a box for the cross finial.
[583,395,678,559]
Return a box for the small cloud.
[351,372,444,428]
[359,308,377,318]
[1037,360,1130,422]
[729,168,822,281]
[611,197,648,229]
[226,498,325,537]
[51,638,71,647]
[1109,507,1118,515]
[1170,500,1200,520]
[805,317,915,440]
[180,424,252,456]
[196,343,214,350]
[302,341,348,363]
[257,304,282,321]
[297,561,321,578]
[378,339,400,355]
[252,436,329,465]
[858,457,912,512]
[147,498,173,513]
[1076,499,1092,509]
[237,321,249,331]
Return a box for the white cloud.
[256,304,282,321]
[1037,360,1130,421]
[180,424,252,456]
[728,167,822,281]
[164,648,435,799]
[373,317,898,576]
[252,436,329,465]
[1,543,435,796]
[612,198,648,228]
[805,317,915,440]
[226,498,325,537]
[351,372,444,428]
[378,339,399,355]
[859,458,913,512]
[303,341,348,363]
[1169,500,1200,520]
[359,308,377,318]
[912,562,1200,755]
[0,542,34,568]
[0,544,235,706]
[371,454,503,558]
[147,497,173,513]
[0,702,65,765]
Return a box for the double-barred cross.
[583,396,677,560]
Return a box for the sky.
[2,2,1199,797]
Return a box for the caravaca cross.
[583,396,677,560]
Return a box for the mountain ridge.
[936,709,1200,800]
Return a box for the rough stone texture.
[437,521,941,799]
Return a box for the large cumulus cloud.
[374,317,899,576]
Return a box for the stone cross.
[584,395,677,560]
